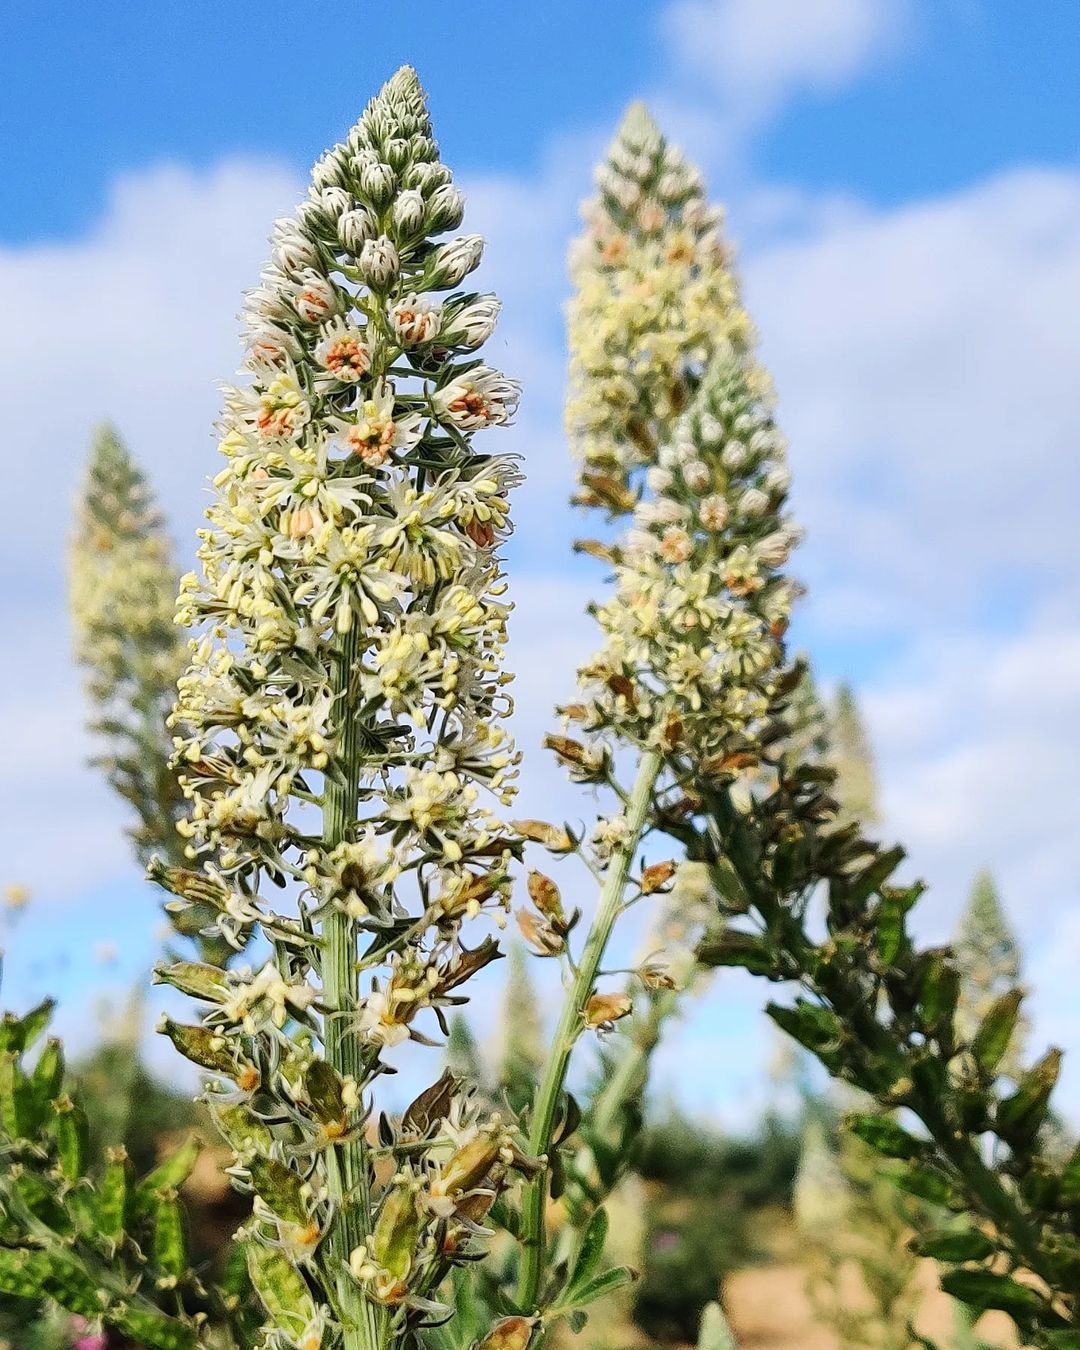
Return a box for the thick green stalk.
[516,748,662,1312]
[324,625,385,1350]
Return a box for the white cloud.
[744,166,1080,635]
[664,0,913,127]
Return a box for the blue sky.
[2,0,1079,1121]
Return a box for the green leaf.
[848,1113,924,1161]
[98,1148,130,1247]
[832,846,905,914]
[767,1000,843,1057]
[971,989,1023,1074]
[53,1096,90,1182]
[19,999,56,1051]
[910,1227,995,1262]
[30,1036,64,1106]
[566,1206,608,1295]
[940,1268,1045,1318]
[556,1265,636,1312]
[697,929,781,978]
[886,1162,952,1206]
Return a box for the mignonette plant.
[3,62,1080,1350]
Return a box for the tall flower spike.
[155,67,525,1349]
[71,424,188,866]
[515,111,802,1313]
[567,103,767,506]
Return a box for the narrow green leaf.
[940,1268,1044,1318]
[557,1264,636,1311]
[996,1048,1062,1141]
[911,1227,995,1262]
[133,1134,202,1218]
[566,1206,608,1295]
[848,1113,924,1161]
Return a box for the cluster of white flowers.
[566,103,768,500]
[165,64,520,937]
[70,425,190,866]
[153,68,529,1340]
[564,107,800,768]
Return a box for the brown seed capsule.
[583,992,632,1030]
[512,819,575,853]
[527,870,564,922]
[640,963,677,991]
[640,860,677,894]
[516,908,564,957]
[477,1316,539,1350]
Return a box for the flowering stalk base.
[323,625,384,1350]
[515,747,661,1314]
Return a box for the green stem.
[516,748,662,1313]
[323,625,385,1350]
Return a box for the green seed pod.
[372,1183,422,1282]
[113,1303,196,1350]
[133,1134,202,1219]
[13,1170,72,1235]
[39,1251,103,1318]
[152,961,231,1004]
[247,1155,311,1227]
[0,1246,51,1299]
[210,1100,275,1157]
[246,1236,317,1332]
[98,1146,131,1247]
[152,1187,189,1287]
[158,1018,254,1085]
[0,1049,32,1138]
[17,998,56,1052]
[30,1036,65,1118]
[53,1094,90,1182]
[303,1059,347,1136]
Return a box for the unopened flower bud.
[405,160,452,194]
[738,487,770,517]
[443,294,501,348]
[392,189,426,237]
[358,236,401,290]
[359,161,397,210]
[338,206,377,253]
[311,150,346,191]
[641,963,677,991]
[427,183,465,232]
[428,234,484,289]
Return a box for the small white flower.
[388,294,443,345]
[338,383,423,466]
[699,494,729,531]
[434,366,520,429]
[316,320,372,382]
[292,270,340,324]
